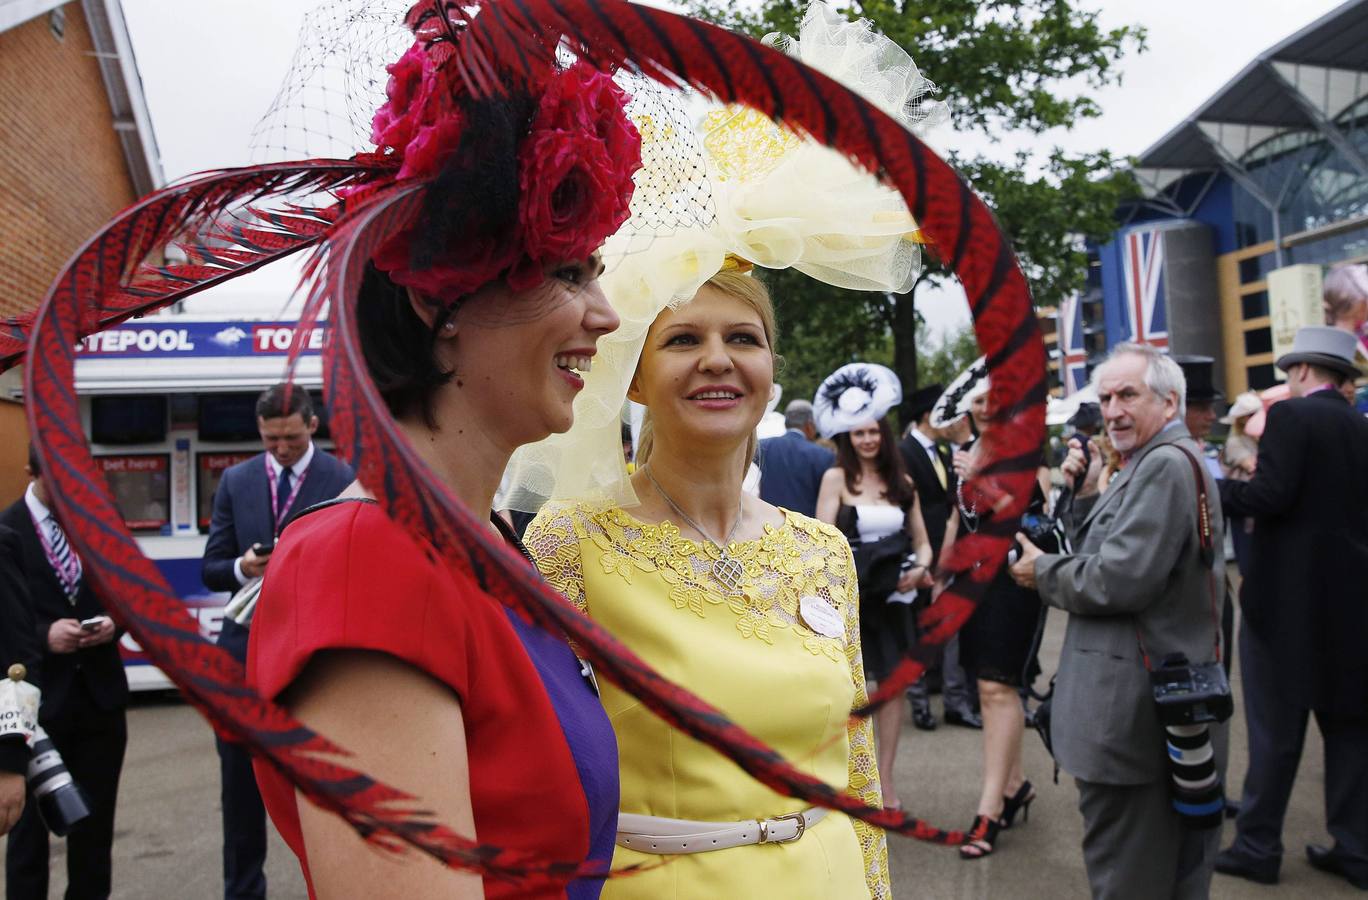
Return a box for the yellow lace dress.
[526,503,891,899]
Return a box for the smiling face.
[442,255,619,448]
[628,282,775,459]
[1096,352,1178,454]
[849,419,882,461]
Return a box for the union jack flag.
[1058,292,1088,396]
[1121,227,1169,348]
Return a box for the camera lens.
[26,727,91,837]
[1164,722,1224,830]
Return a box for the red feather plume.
[15,0,1046,882]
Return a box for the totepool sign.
[75,321,326,358]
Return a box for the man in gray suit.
[1011,342,1227,899]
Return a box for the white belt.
[616,808,827,855]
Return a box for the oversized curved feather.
[21,182,625,886]
[19,0,1045,881]
[428,0,1047,812]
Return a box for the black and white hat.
[813,363,903,439]
[930,356,988,429]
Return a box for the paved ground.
[882,609,1360,900]
[2,608,1359,898]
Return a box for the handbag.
[852,529,912,601]
[223,577,263,627]
[1024,605,1060,781]
[1027,678,1055,756]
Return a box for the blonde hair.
[635,271,779,474]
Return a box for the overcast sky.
[119,0,1347,331]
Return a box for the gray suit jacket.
[1035,424,1226,785]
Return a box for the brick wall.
[0,402,29,506]
[0,4,138,320]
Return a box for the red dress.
[248,499,618,899]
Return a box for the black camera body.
[1009,512,1063,564]
[1150,653,1234,726]
[1018,512,1061,555]
[1149,654,1232,830]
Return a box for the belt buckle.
[759,811,807,844]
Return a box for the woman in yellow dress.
[525,270,891,898]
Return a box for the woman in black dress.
[816,414,933,812]
[946,389,1047,860]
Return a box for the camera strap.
[1127,442,1222,673]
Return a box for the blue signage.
[75,321,327,359]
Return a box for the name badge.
[579,658,601,697]
[799,595,844,639]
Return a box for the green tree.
[681,0,1144,419]
[916,321,981,391]
[760,267,893,408]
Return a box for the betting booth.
[69,317,331,689]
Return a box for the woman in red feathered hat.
[244,11,640,899]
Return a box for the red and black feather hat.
[4,0,1045,883]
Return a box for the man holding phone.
[1,446,128,898]
[201,384,352,900]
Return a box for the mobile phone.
[80,616,108,632]
[252,541,275,555]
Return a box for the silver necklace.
[643,466,746,594]
[956,479,980,533]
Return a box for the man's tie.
[930,448,948,490]
[274,466,293,530]
[45,515,82,601]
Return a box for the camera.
[26,726,91,836]
[1150,653,1233,726]
[1009,511,1063,564]
[1149,654,1232,830]
[1018,512,1062,555]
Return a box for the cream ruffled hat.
[499,0,946,513]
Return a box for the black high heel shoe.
[1000,780,1036,829]
[959,814,1003,860]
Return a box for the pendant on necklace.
[712,553,745,594]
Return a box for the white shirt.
[23,481,51,524]
[266,441,316,484]
[910,426,939,466]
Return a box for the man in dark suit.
[3,446,129,900]
[757,399,833,518]
[1214,327,1368,891]
[0,523,41,837]
[899,385,979,730]
[202,384,353,900]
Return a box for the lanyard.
[266,455,308,536]
[27,508,80,602]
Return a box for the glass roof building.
[1054,0,1368,396]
